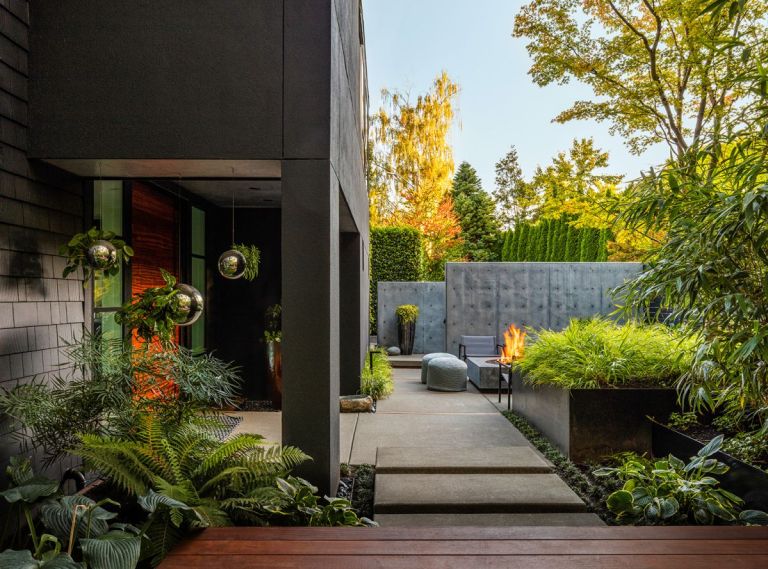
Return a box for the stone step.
[374,512,604,527]
[374,473,587,515]
[376,446,551,474]
[387,355,424,368]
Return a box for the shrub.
[395,304,419,324]
[722,432,768,469]
[564,224,581,261]
[594,437,768,525]
[518,318,695,389]
[666,411,699,432]
[361,349,394,401]
[370,227,423,333]
[516,224,529,260]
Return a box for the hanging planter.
[59,227,133,281]
[217,194,261,280]
[173,282,204,326]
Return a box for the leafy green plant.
[667,411,699,432]
[0,333,241,464]
[360,349,394,401]
[261,476,376,527]
[264,304,282,342]
[231,243,261,281]
[518,318,695,389]
[395,304,419,324]
[722,432,768,470]
[594,436,768,525]
[59,227,133,281]
[114,269,189,346]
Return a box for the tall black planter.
[398,321,416,355]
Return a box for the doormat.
[211,415,243,441]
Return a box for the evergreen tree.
[517,224,529,261]
[538,222,549,261]
[579,228,601,261]
[555,218,569,262]
[501,231,511,261]
[546,219,558,261]
[493,146,540,227]
[597,228,611,262]
[508,229,519,261]
[452,162,502,261]
[565,225,580,261]
[526,224,538,261]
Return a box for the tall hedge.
[508,229,519,261]
[579,227,602,261]
[517,224,529,261]
[565,225,580,261]
[370,226,423,334]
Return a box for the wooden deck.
[160,526,768,568]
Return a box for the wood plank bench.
[160,526,768,568]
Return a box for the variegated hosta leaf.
[0,549,81,569]
[0,475,59,504]
[40,495,116,541]
[80,529,141,569]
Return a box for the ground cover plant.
[517,318,695,389]
[360,349,394,401]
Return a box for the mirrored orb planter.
[86,240,118,270]
[217,249,246,280]
[173,283,204,326]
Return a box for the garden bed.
[511,373,677,462]
[651,420,768,511]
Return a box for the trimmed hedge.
[499,218,608,262]
[370,226,423,334]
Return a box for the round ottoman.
[421,352,457,384]
[427,357,468,392]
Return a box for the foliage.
[493,146,539,227]
[360,349,394,401]
[264,304,282,342]
[347,464,375,520]
[369,226,423,333]
[502,217,609,262]
[59,226,133,282]
[513,0,767,159]
[518,318,695,389]
[451,162,502,261]
[667,411,700,432]
[579,228,602,262]
[0,333,241,464]
[74,414,309,564]
[114,269,186,346]
[722,431,768,469]
[260,476,376,527]
[594,436,768,525]
[395,304,419,325]
[369,72,463,276]
[231,243,261,281]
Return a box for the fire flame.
[500,323,526,364]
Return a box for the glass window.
[190,207,206,353]
[93,181,124,340]
[191,207,205,257]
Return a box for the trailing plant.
[0,333,241,464]
[231,243,261,281]
[0,457,143,569]
[722,432,768,471]
[518,318,695,389]
[59,227,133,281]
[395,304,419,325]
[666,411,700,433]
[594,436,768,525]
[360,349,393,401]
[264,304,281,342]
[114,269,187,346]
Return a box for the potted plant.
[59,226,133,281]
[264,304,282,408]
[395,304,419,355]
[218,243,261,280]
[511,318,693,462]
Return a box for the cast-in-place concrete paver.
[375,446,551,474]
[373,513,605,527]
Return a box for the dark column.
[281,159,340,496]
[339,231,363,395]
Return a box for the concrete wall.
[377,282,446,354]
[445,262,642,353]
[0,0,85,484]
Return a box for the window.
[93,181,124,341]
[190,207,206,353]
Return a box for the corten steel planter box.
[651,420,768,511]
[511,374,677,462]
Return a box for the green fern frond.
[192,434,269,479]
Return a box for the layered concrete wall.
[377,282,445,354]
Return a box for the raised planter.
[651,420,768,511]
[511,373,677,463]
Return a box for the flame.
[500,323,526,364]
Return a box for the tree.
[493,146,540,227]
[370,72,463,276]
[565,224,581,261]
[525,224,538,261]
[451,162,502,261]
[514,0,767,159]
[517,224,530,261]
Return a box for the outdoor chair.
[458,335,502,360]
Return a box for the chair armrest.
[459,344,466,360]
[496,344,504,356]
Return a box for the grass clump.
[518,318,695,389]
[361,349,394,401]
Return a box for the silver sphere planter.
[173,283,204,326]
[217,249,247,280]
[86,240,118,270]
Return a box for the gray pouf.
[387,346,401,356]
[421,352,457,384]
[427,357,468,392]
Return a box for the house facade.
[0,0,369,494]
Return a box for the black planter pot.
[651,420,768,511]
[397,321,416,355]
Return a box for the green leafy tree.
[508,229,520,261]
[493,146,540,227]
[451,162,502,261]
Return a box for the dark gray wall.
[377,282,446,354]
[0,0,85,483]
[29,1,283,159]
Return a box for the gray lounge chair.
[458,335,501,360]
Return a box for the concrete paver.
[375,446,551,474]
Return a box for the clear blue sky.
[363,0,668,190]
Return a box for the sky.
[363,0,669,191]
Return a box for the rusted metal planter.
[265,339,282,409]
[397,321,415,355]
[511,374,677,462]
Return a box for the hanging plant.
[232,243,261,281]
[58,227,133,281]
[115,269,203,346]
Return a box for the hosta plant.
[594,436,768,525]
